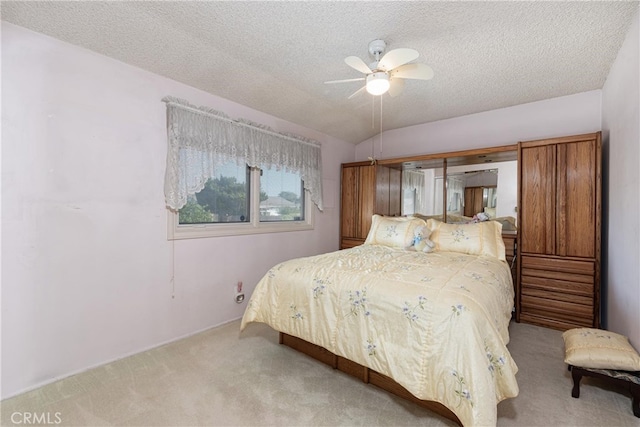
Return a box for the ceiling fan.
[325,39,434,99]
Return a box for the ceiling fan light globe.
[366,72,390,96]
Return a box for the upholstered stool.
[563,328,640,418]
[568,365,640,417]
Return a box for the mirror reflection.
[400,153,518,231]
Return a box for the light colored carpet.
[2,320,638,426]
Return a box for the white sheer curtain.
[446,176,465,214]
[162,97,323,211]
[402,170,426,214]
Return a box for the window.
[168,163,313,239]
[162,97,323,240]
[178,162,251,225]
[259,168,305,222]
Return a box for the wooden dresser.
[517,132,601,330]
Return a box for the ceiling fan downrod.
[368,39,387,68]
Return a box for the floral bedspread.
[241,245,519,426]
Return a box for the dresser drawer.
[520,274,593,296]
[502,233,516,258]
[521,255,594,294]
[520,294,593,322]
[519,313,594,330]
[519,254,597,330]
[521,287,593,306]
[521,255,594,275]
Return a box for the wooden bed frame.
[279,332,462,426]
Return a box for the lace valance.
[162,96,323,211]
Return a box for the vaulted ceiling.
[2,1,638,144]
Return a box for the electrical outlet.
[234,281,245,304]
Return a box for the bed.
[241,216,519,426]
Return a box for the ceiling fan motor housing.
[368,39,387,59]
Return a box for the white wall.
[1,23,355,399]
[601,6,640,347]
[355,90,602,160]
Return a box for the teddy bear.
[413,225,435,253]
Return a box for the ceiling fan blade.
[392,63,435,80]
[347,86,367,100]
[324,77,365,84]
[378,48,419,71]
[388,78,405,97]
[345,56,372,74]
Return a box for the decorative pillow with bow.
[413,225,435,253]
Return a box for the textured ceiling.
[2,1,638,144]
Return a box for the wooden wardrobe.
[517,132,601,330]
[340,162,401,249]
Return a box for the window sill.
[167,210,314,240]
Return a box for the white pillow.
[364,215,426,248]
[427,219,506,260]
[484,207,496,218]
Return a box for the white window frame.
[167,168,314,240]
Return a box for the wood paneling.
[562,140,597,258]
[519,312,594,329]
[520,144,556,254]
[279,332,337,367]
[375,166,390,215]
[340,163,401,249]
[340,167,358,239]
[358,166,376,239]
[337,356,368,382]
[463,187,485,217]
[389,168,402,216]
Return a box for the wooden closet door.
[473,188,484,216]
[389,168,402,216]
[463,187,476,217]
[520,145,556,255]
[375,166,390,215]
[557,140,597,258]
[341,166,359,239]
[463,187,485,217]
[358,166,376,238]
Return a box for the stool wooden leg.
[631,384,639,418]
[571,366,582,398]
